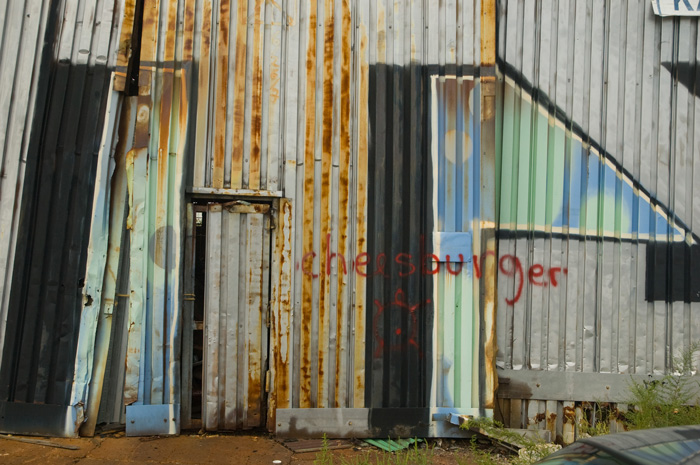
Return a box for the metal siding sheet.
[496,2,700,441]
[0,0,125,437]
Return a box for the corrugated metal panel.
[0,0,125,436]
[117,0,192,434]
[203,202,271,430]
[0,0,57,367]
[357,0,495,412]
[495,0,700,441]
[79,0,496,435]
[190,0,284,191]
[430,76,481,410]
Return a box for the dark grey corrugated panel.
[365,63,434,408]
[361,0,487,409]
[496,0,700,379]
[0,0,54,366]
[0,0,121,432]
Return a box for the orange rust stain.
[178,71,189,136]
[353,26,369,409]
[230,0,249,189]
[483,238,498,408]
[546,411,557,432]
[212,0,230,189]
[376,4,386,62]
[183,0,195,62]
[193,0,213,186]
[299,0,318,409]
[248,0,264,190]
[134,95,152,148]
[272,199,292,414]
[163,0,178,62]
[563,406,576,424]
[116,0,136,68]
[480,0,496,66]
[334,0,352,409]
[316,0,335,410]
[140,0,160,63]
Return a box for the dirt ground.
[0,431,510,465]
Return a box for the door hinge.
[265,370,271,392]
[266,301,271,328]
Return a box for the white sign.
[653,0,700,16]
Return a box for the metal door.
[203,201,271,430]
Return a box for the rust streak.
[316,0,335,410]
[353,26,369,409]
[335,0,352,409]
[483,237,498,408]
[480,0,496,66]
[212,0,230,189]
[140,0,160,63]
[270,200,292,428]
[193,0,212,187]
[248,0,264,189]
[230,0,249,189]
[163,0,178,62]
[116,0,137,69]
[300,0,318,409]
[183,0,195,62]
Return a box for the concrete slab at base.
[276,408,491,439]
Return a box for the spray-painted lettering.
[295,235,567,306]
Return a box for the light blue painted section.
[433,232,473,269]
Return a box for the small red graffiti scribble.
[372,289,431,359]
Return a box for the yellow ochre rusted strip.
[335,0,352,409]
[353,24,369,409]
[212,0,230,189]
[480,0,496,66]
[140,0,160,65]
[300,0,318,409]
[183,0,195,62]
[230,0,249,189]
[316,0,335,410]
[249,0,265,190]
[193,0,212,187]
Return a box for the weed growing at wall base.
[624,343,700,430]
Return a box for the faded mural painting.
[496,0,700,392]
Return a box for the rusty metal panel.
[203,202,270,430]
[191,0,285,190]
[495,0,700,415]
[114,0,193,436]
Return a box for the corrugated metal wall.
[359,0,494,413]
[0,0,57,366]
[495,0,700,441]
[0,0,124,436]
[182,0,496,428]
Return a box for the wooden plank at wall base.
[497,370,700,403]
